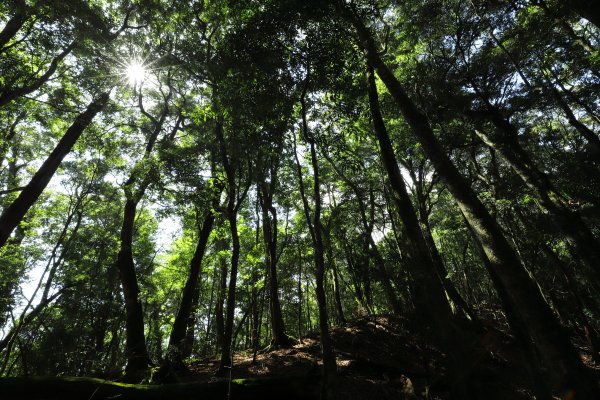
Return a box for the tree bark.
[218,209,240,373]
[215,118,250,375]
[214,238,228,355]
[330,261,346,324]
[0,93,109,248]
[366,66,480,400]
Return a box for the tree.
[340,3,597,396]
[0,93,109,248]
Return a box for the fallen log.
[0,374,320,400]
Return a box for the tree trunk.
[117,95,173,381]
[117,198,152,381]
[297,246,303,339]
[308,138,337,400]
[366,65,482,399]
[0,0,28,51]
[294,81,337,399]
[564,0,600,29]
[0,42,76,108]
[0,93,109,248]
[330,258,346,324]
[218,209,240,373]
[366,64,455,331]
[346,10,597,396]
[259,184,292,348]
[421,210,480,324]
[214,240,227,355]
[215,117,249,375]
[168,211,215,353]
[368,243,403,315]
[471,111,600,286]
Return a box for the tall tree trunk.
[308,138,337,400]
[117,93,173,381]
[366,64,454,328]
[404,161,480,323]
[117,197,152,381]
[215,118,250,375]
[294,79,337,399]
[259,183,292,348]
[345,9,597,396]
[218,208,240,373]
[360,234,373,313]
[297,246,303,339]
[366,64,481,399]
[0,93,109,248]
[330,261,346,324]
[168,211,215,354]
[250,270,260,363]
[214,239,227,355]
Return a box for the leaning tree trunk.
[0,0,28,51]
[471,110,600,287]
[367,65,480,398]
[564,0,600,29]
[417,196,480,324]
[345,9,597,397]
[366,65,455,330]
[0,92,109,248]
[168,211,215,353]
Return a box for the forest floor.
[2,315,598,399]
[180,314,600,399]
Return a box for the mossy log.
[0,375,320,400]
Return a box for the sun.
[125,59,146,86]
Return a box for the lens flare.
[125,59,146,86]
